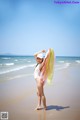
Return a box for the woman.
[34,49,54,110]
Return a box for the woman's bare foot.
[35,106,42,110]
[44,106,47,110]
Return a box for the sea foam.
[55,63,70,71]
[0,64,36,75]
[5,63,14,66]
[58,61,64,63]
[76,60,80,63]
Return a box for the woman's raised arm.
[34,50,46,59]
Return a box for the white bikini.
[34,64,41,79]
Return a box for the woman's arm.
[34,50,46,59]
[41,49,50,68]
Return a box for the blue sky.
[0,0,80,56]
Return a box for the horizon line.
[0,54,80,57]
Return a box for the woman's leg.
[37,79,47,110]
[35,81,42,110]
[41,85,47,110]
[37,86,42,108]
[35,78,47,110]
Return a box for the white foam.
[27,61,31,62]
[0,64,36,75]
[0,66,26,75]
[58,61,64,63]
[76,60,80,63]
[0,62,71,75]
[14,59,18,61]
[55,63,70,71]
[65,63,71,67]
[5,63,14,66]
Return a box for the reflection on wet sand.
[36,110,46,120]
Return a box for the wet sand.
[0,63,80,120]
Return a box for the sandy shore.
[0,63,80,120]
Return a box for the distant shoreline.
[0,55,80,58]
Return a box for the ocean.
[0,55,80,81]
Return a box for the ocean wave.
[58,61,64,63]
[0,64,36,75]
[55,63,70,71]
[2,57,11,60]
[14,59,18,61]
[27,61,31,62]
[5,63,14,66]
[76,60,80,63]
[0,62,70,75]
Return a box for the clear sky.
[0,0,80,56]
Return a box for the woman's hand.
[34,49,46,58]
[42,50,46,53]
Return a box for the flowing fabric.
[41,48,54,84]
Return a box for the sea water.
[0,56,35,75]
[0,55,80,81]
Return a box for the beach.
[0,56,80,120]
